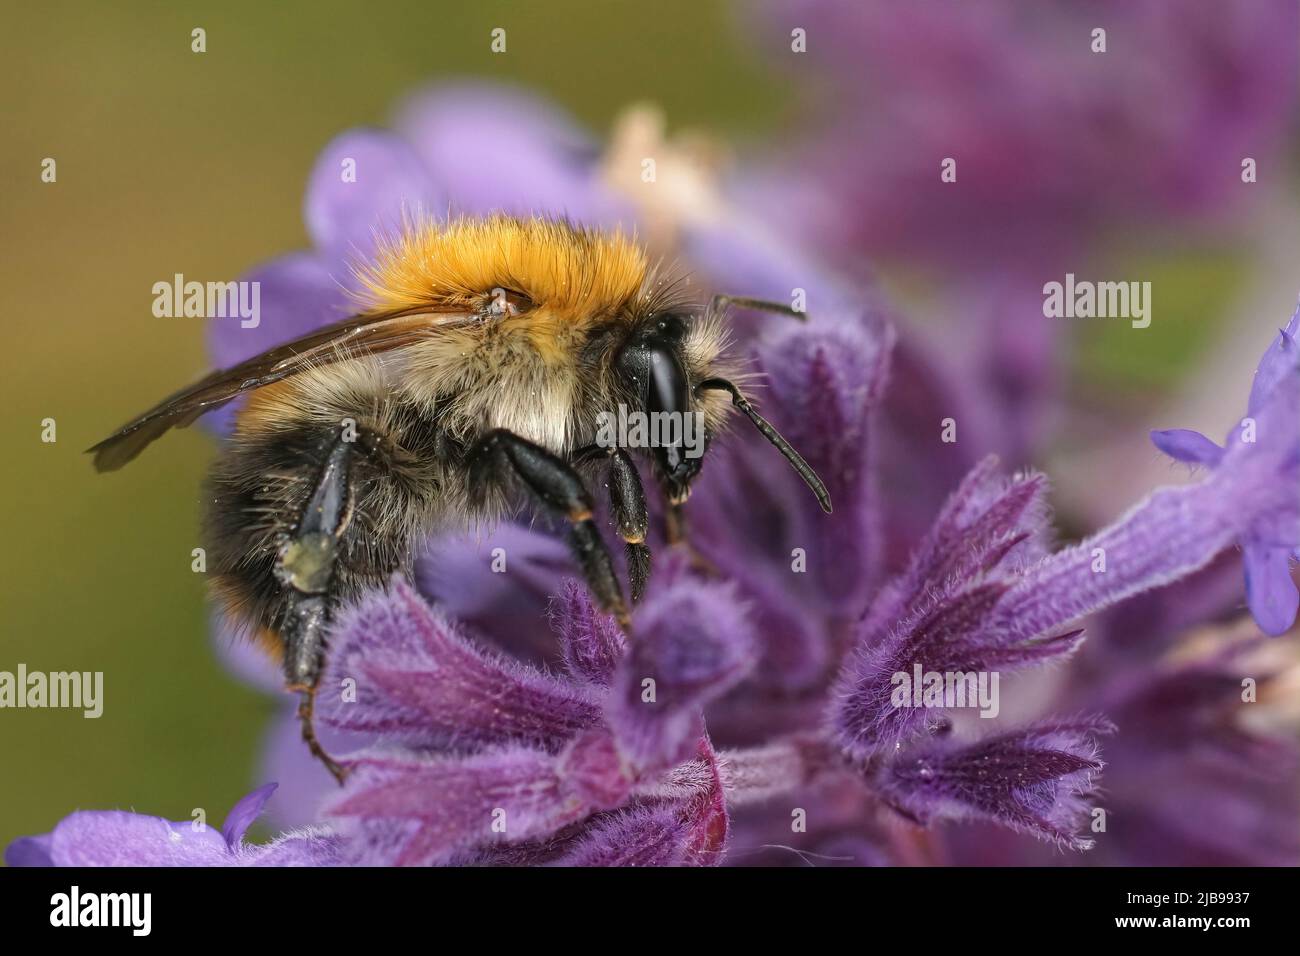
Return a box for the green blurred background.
[0,0,787,851]
[0,1,1289,853]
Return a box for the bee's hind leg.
[293,684,347,785]
[276,435,356,785]
[471,429,631,630]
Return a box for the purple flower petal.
[6,792,341,868]
[1003,338,1299,640]
[606,577,755,770]
[830,461,1074,758]
[240,828,342,867]
[549,805,688,867]
[414,523,573,663]
[1247,299,1300,415]
[304,129,442,282]
[875,718,1114,850]
[862,458,1050,641]
[208,253,349,369]
[393,83,626,226]
[1229,355,1300,559]
[318,578,600,752]
[757,319,894,607]
[683,439,831,690]
[682,320,892,691]
[1150,428,1224,466]
[4,833,54,867]
[1243,543,1299,637]
[221,782,278,850]
[991,480,1243,644]
[556,729,634,809]
[48,811,231,866]
[324,744,613,865]
[549,579,626,683]
[673,740,731,865]
[832,579,1084,759]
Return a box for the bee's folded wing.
[87,308,478,472]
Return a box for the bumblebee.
[89,216,830,781]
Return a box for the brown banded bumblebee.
[89,215,830,781]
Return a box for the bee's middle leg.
[470,429,630,629]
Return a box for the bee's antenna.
[709,294,810,321]
[695,377,832,514]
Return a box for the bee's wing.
[88,307,478,472]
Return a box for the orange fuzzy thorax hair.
[353,215,650,318]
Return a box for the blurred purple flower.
[5,784,339,867]
[750,0,1300,265]
[1091,631,1300,865]
[941,595,1300,867]
[742,0,1299,475]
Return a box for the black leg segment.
[275,432,355,784]
[471,429,630,627]
[575,444,651,603]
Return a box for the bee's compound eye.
[647,346,689,419]
[646,345,703,487]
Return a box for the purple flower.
[830,461,1083,759]
[1151,302,1300,635]
[751,0,1299,264]
[550,579,626,684]
[742,1,1299,472]
[1090,629,1300,865]
[939,593,1300,867]
[687,319,894,693]
[605,575,755,769]
[318,577,601,752]
[5,784,339,867]
[874,718,1113,851]
[315,577,749,865]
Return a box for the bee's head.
[606,302,831,516]
[613,312,706,502]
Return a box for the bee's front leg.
[573,445,651,603]
[470,429,631,630]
